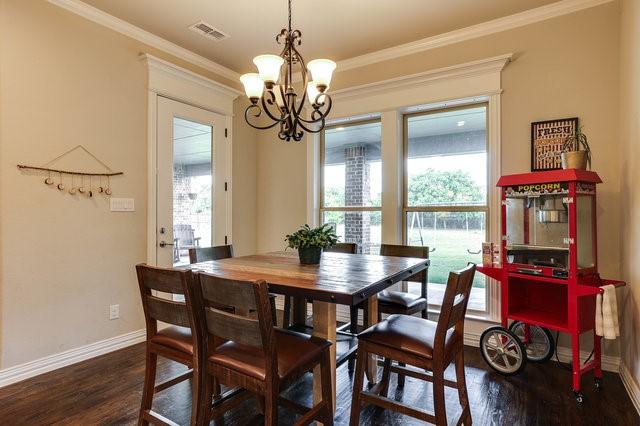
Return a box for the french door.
[156,96,228,267]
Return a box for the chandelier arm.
[244,105,284,130]
[259,90,290,124]
[294,117,324,134]
[296,95,333,125]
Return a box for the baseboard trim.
[620,363,640,414]
[463,331,620,372]
[0,329,146,388]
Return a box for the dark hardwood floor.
[0,341,636,425]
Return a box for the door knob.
[159,240,174,248]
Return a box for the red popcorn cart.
[477,169,625,402]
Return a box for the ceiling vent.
[189,21,229,41]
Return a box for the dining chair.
[135,264,201,426]
[282,242,359,330]
[188,244,234,264]
[349,263,476,426]
[192,272,334,425]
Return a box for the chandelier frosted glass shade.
[253,54,284,87]
[240,73,264,101]
[307,59,336,90]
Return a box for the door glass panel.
[323,211,381,255]
[406,211,486,311]
[172,117,212,266]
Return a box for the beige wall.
[619,0,640,386]
[255,3,622,355]
[256,128,308,252]
[0,0,251,369]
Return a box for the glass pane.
[406,106,487,207]
[577,195,594,269]
[323,121,382,208]
[173,117,212,266]
[406,211,486,311]
[322,211,381,255]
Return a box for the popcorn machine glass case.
[503,180,596,279]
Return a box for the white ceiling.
[81,0,557,73]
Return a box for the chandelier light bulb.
[240,73,264,102]
[307,59,336,92]
[306,81,327,105]
[253,54,284,88]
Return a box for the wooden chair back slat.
[380,244,429,284]
[205,308,262,347]
[199,274,257,312]
[146,295,191,328]
[138,266,187,294]
[189,245,234,264]
[435,263,476,346]
[325,242,358,254]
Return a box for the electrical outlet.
[109,304,120,320]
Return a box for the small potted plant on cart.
[561,126,592,170]
[285,224,338,265]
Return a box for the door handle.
[159,240,174,248]
[467,249,481,254]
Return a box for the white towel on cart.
[595,284,619,339]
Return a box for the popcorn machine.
[477,169,625,402]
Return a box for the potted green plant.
[561,126,591,170]
[285,224,338,265]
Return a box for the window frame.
[401,102,490,314]
[319,118,383,251]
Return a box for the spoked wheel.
[480,326,527,375]
[508,321,554,363]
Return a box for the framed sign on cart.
[531,117,578,171]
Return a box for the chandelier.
[240,0,336,142]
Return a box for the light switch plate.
[110,198,135,212]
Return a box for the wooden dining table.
[189,250,430,413]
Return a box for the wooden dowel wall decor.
[17,145,123,198]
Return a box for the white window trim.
[142,53,240,264]
[307,54,510,323]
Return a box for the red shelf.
[476,265,503,280]
[508,307,569,332]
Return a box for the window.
[320,120,382,254]
[403,104,488,312]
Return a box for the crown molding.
[141,54,241,98]
[332,54,512,100]
[336,0,615,72]
[47,0,240,82]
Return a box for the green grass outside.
[407,228,486,288]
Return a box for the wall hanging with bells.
[17,145,123,198]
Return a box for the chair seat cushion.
[150,325,193,355]
[358,314,455,359]
[208,329,330,381]
[378,290,427,310]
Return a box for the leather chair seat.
[150,325,194,355]
[378,290,427,309]
[208,329,330,381]
[358,314,455,359]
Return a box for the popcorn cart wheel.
[508,321,555,362]
[479,326,527,375]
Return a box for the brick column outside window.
[344,145,370,254]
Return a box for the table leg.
[313,301,336,415]
[292,296,308,327]
[365,294,379,384]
